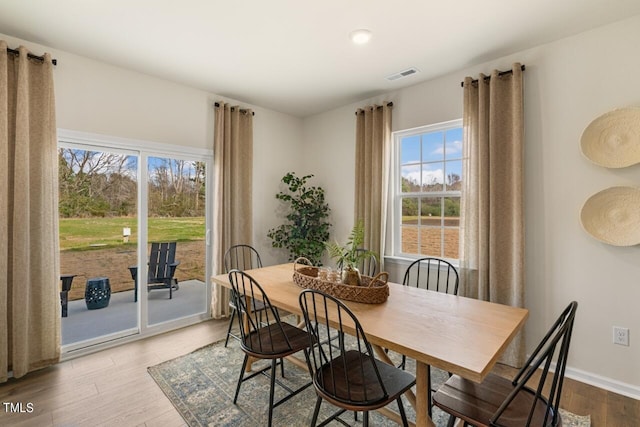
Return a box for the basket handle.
[366,271,389,287]
[293,257,313,272]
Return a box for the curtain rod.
[214,102,255,116]
[6,47,57,66]
[460,64,525,87]
[355,101,394,115]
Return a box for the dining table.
[211,263,529,427]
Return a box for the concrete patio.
[61,279,208,345]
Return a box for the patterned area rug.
[148,335,591,426]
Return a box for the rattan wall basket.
[292,257,389,304]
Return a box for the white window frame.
[391,119,463,262]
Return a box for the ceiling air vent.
[386,67,420,81]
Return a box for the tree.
[58,148,136,217]
[267,172,331,265]
[59,149,206,219]
[447,172,461,191]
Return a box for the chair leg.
[397,396,409,427]
[233,354,249,404]
[446,415,457,427]
[363,411,369,427]
[224,308,237,347]
[267,359,277,427]
[310,396,322,427]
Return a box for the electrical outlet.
[613,326,630,346]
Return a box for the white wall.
[302,16,640,396]
[1,33,304,267]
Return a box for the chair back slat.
[299,289,389,405]
[228,269,292,356]
[491,301,578,427]
[403,257,459,295]
[224,244,263,272]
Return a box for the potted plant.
[267,172,331,265]
[325,220,375,286]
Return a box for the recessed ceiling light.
[350,29,372,45]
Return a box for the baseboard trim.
[565,366,640,400]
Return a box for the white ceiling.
[1,1,640,117]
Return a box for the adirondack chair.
[129,242,180,301]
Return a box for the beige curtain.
[354,103,392,267]
[211,102,253,319]
[460,63,525,367]
[1,43,60,382]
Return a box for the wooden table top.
[212,263,528,383]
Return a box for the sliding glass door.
[146,156,208,326]
[58,131,211,353]
[58,146,140,347]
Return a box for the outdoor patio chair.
[129,241,180,301]
[60,274,77,317]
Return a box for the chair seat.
[316,350,416,410]
[242,322,310,359]
[433,373,561,427]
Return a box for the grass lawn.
[59,216,205,251]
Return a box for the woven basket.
[292,257,389,304]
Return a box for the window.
[393,120,463,260]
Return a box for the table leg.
[416,361,435,427]
[240,296,265,372]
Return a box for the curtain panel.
[1,42,60,382]
[460,63,525,367]
[211,102,253,319]
[354,103,392,268]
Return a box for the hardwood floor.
[0,320,227,427]
[1,319,638,426]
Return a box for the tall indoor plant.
[267,172,331,265]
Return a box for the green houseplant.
[325,220,374,286]
[267,172,331,265]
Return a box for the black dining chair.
[228,269,313,427]
[223,244,267,347]
[433,301,578,427]
[400,256,460,417]
[402,256,459,295]
[299,289,416,427]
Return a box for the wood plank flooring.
[1,319,638,426]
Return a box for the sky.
[400,127,463,188]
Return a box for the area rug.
[148,336,591,427]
